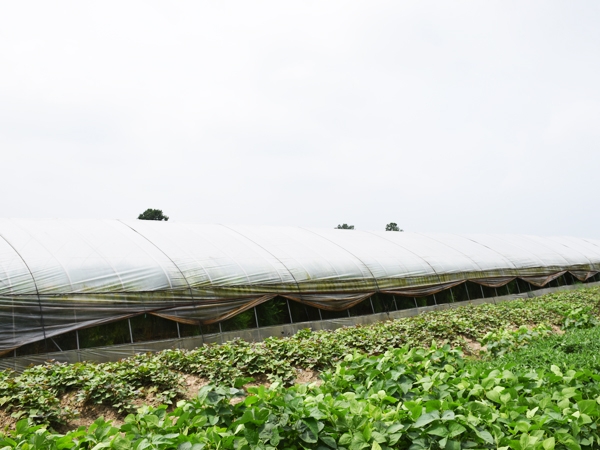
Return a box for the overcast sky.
[1,1,599,237]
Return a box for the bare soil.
[0,409,16,433]
[0,369,321,433]
[295,368,322,386]
[461,336,485,355]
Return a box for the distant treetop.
[335,224,354,229]
[138,209,169,221]
[385,222,403,232]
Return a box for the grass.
[468,325,600,374]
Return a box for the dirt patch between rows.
[461,336,485,355]
[0,368,321,434]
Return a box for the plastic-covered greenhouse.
[1,218,600,360]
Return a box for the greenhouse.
[1,218,600,362]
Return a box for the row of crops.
[1,288,600,448]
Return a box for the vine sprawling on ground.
[0,287,599,446]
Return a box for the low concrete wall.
[1,282,597,371]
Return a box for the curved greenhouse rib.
[115,220,178,290]
[362,230,443,285]
[415,232,489,279]
[300,227,381,291]
[450,233,519,272]
[117,220,195,310]
[10,219,77,293]
[0,230,47,349]
[220,224,303,294]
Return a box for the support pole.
[128,319,134,344]
[286,299,294,324]
[254,306,260,328]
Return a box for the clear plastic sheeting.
[1,218,600,353]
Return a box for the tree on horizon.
[385,222,403,231]
[138,209,169,221]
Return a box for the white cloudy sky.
[1,1,599,237]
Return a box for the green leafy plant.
[481,324,552,357]
[563,306,600,329]
[4,342,600,449]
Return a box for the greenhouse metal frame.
[1,218,600,359]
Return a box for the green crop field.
[1,287,600,449]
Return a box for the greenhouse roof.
[1,218,599,352]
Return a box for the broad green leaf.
[448,422,466,438]
[444,440,461,450]
[371,431,387,444]
[259,423,277,441]
[414,411,439,428]
[111,435,131,450]
[178,442,192,450]
[387,423,404,434]
[91,443,111,450]
[363,423,372,442]
[519,433,539,450]
[300,418,320,444]
[556,433,581,450]
[486,390,501,404]
[444,364,455,373]
[514,421,531,433]
[405,402,423,421]
[561,387,577,399]
[509,439,523,450]
[349,434,369,450]
[426,424,448,437]
[526,407,539,419]
[339,433,352,446]
[441,410,455,421]
[577,400,597,415]
[320,435,337,449]
[475,429,494,445]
